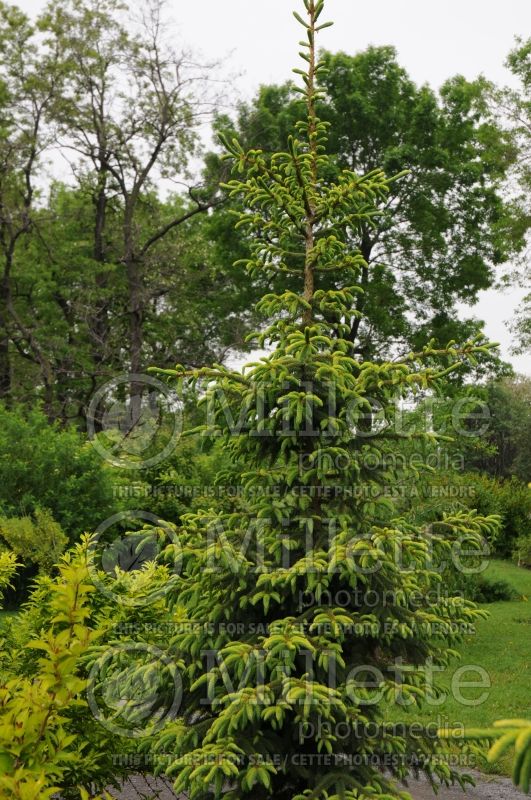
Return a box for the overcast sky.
[16,0,531,374]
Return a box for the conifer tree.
[150,2,500,798]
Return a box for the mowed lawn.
[388,559,531,775]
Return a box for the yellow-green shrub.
[0,551,19,601]
[0,541,118,799]
[0,509,67,575]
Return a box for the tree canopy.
[211,45,526,362]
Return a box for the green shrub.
[471,578,519,603]
[0,551,19,603]
[513,534,531,567]
[0,508,67,574]
[0,405,117,542]
[405,471,530,558]
[113,438,235,523]
[0,542,120,799]
[464,475,531,557]
[0,534,178,799]
[439,567,518,604]
[0,509,68,604]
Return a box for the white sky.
[15,0,531,374]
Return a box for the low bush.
[0,404,117,542]
[0,534,177,799]
[463,475,531,557]
[0,544,119,799]
[513,533,531,568]
[0,509,68,605]
[0,509,67,574]
[471,577,520,603]
[115,437,236,523]
[405,471,530,558]
[0,551,19,603]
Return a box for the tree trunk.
[124,201,145,423]
[91,183,110,368]
[348,230,372,352]
[0,286,11,401]
[0,253,14,402]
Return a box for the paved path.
[107,770,522,800]
[406,772,521,800]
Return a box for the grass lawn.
[388,559,531,775]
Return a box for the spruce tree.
[150,2,499,798]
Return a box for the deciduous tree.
[211,45,525,361]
